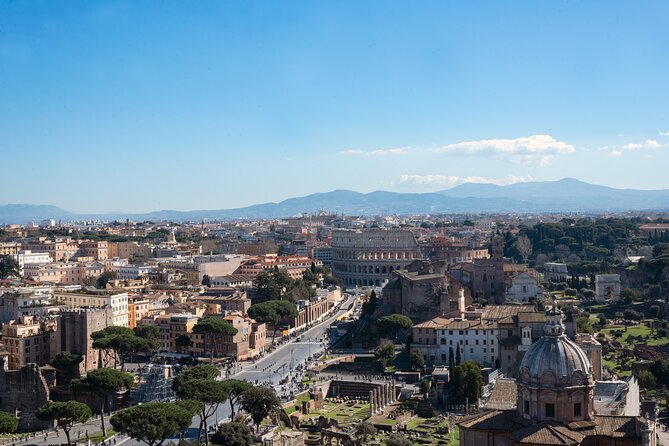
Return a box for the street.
[24,294,355,446]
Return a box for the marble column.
[369,390,375,415]
[391,379,396,402]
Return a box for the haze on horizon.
[1,1,668,214]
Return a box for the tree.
[620,288,636,304]
[455,344,461,366]
[36,401,91,445]
[650,359,669,386]
[354,421,377,443]
[254,269,293,300]
[192,317,238,363]
[447,347,456,384]
[0,411,18,434]
[0,255,21,279]
[387,432,412,446]
[96,270,118,289]
[51,351,84,382]
[248,300,297,341]
[410,349,425,371]
[577,314,594,334]
[637,370,657,389]
[91,326,134,367]
[374,339,395,369]
[419,378,431,399]
[175,334,193,353]
[448,361,483,405]
[175,400,203,441]
[202,274,212,287]
[172,365,229,445]
[92,326,158,370]
[221,379,253,420]
[134,324,160,341]
[211,422,253,446]
[377,314,413,340]
[362,290,379,316]
[71,368,134,436]
[240,386,281,433]
[110,402,192,446]
[513,235,533,262]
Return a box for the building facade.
[331,228,420,287]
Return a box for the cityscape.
[1,2,669,446]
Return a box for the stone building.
[59,307,114,374]
[544,262,569,282]
[504,272,544,303]
[382,260,470,323]
[595,274,621,303]
[331,228,421,287]
[458,306,655,446]
[0,355,54,431]
[450,235,505,303]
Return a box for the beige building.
[25,262,104,285]
[55,291,129,327]
[1,315,59,370]
[0,242,21,256]
[239,254,322,280]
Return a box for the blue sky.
[1,1,668,213]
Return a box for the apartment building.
[411,317,499,367]
[55,291,129,327]
[25,262,104,285]
[1,315,59,370]
[10,250,52,276]
[239,254,322,280]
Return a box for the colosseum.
[331,228,421,287]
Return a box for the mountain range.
[2,178,669,224]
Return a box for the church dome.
[519,305,591,386]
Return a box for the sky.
[1,1,668,213]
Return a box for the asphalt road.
[27,294,355,446]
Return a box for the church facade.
[458,306,656,446]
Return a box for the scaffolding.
[133,363,176,403]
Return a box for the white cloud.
[430,134,575,166]
[339,147,412,156]
[397,174,533,189]
[659,131,669,136]
[609,150,622,157]
[622,139,663,151]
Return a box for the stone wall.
[0,359,51,431]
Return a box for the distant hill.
[2,178,669,223]
[0,204,74,224]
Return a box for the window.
[524,400,530,415]
[574,403,582,417]
[507,329,513,336]
[545,403,555,418]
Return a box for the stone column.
[369,390,375,415]
[383,384,389,406]
[374,388,380,414]
[391,379,396,402]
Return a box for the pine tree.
[455,345,461,366]
[448,347,455,385]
